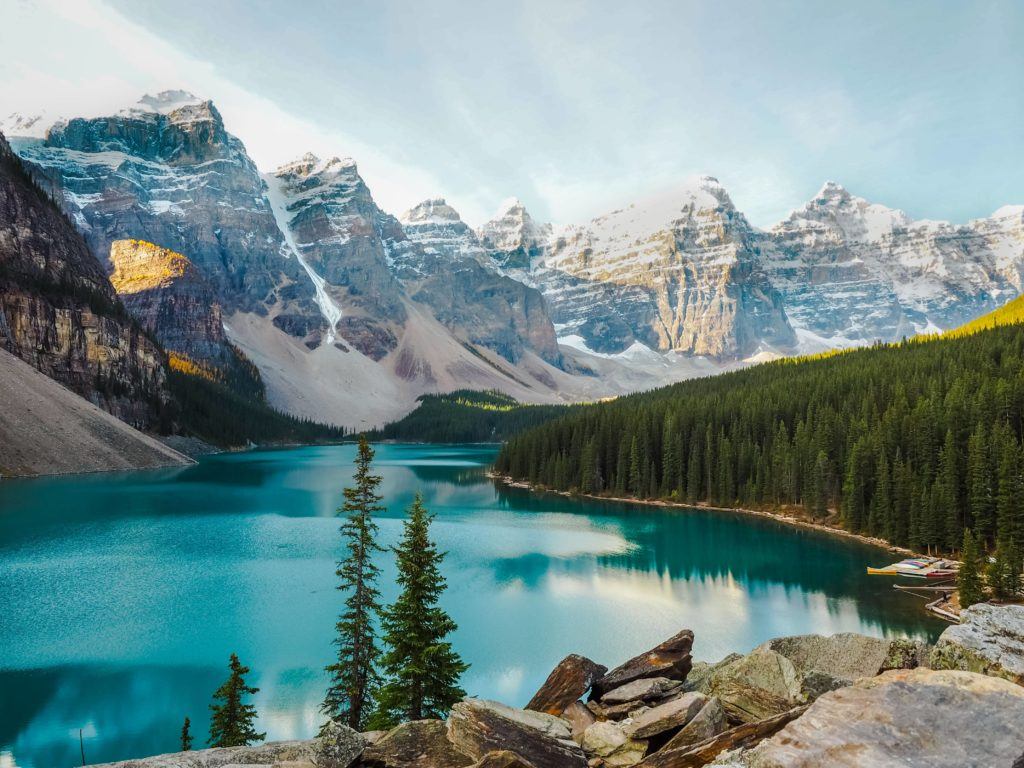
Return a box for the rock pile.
[88,606,1024,768]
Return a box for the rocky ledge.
[88,605,1024,768]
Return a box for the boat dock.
[866,556,959,579]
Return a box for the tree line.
[373,389,574,443]
[495,323,1024,589]
[175,436,467,751]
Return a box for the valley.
[4,90,1024,437]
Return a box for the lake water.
[0,443,944,767]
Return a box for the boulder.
[754,633,905,682]
[580,722,647,767]
[315,720,367,768]
[601,678,682,705]
[587,699,654,722]
[447,699,588,768]
[930,603,1024,685]
[468,751,539,768]
[622,692,707,739]
[728,668,1024,767]
[527,654,608,716]
[85,734,360,768]
[881,637,932,671]
[705,650,802,723]
[361,720,473,768]
[593,630,694,698]
[686,654,741,693]
[636,707,807,768]
[562,701,597,744]
[659,696,727,751]
[362,731,388,745]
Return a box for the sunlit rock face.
[482,180,1024,359]
[108,239,230,367]
[521,177,797,359]
[400,198,562,366]
[12,92,320,336]
[0,132,168,429]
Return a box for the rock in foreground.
[526,653,607,716]
[86,722,363,768]
[715,668,1024,767]
[362,719,472,767]
[593,630,694,698]
[447,699,587,768]
[931,603,1024,685]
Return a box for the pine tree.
[369,494,468,729]
[180,717,193,752]
[988,538,1022,601]
[323,436,385,730]
[811,450,830,518]
[957,529,985,609]
[208,653,264,748]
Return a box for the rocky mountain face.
[481,179,1024,358]
[477,197,552,270]
[108,239,230,367]
[400,198,561,366]
[0,132,168,429]
[12,93,322,343]
[4,95,576,429]
[10,89,1024,428]
[265,153,407,357]
[520,177,797,360]
[763,183,1024,347]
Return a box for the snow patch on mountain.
[263,169,342,344]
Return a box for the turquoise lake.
[0,443,944,767]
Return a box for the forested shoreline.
[495,323,1024,562]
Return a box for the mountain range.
[3,90,1023,429]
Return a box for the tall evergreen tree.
[323,436,385,730]
[180,717,193,752]
[368,494,468,729]
[957,529,985,609]
[208,654,264,748]
[989,538,1022,600]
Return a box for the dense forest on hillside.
[374,390,574,443]
[496,324,1024,557]
[168,365,347,447]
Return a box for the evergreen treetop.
[208,654,264,748]
[369,493,468,730]
[323,435,386,731]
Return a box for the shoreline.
[488,472,924,558]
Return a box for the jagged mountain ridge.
[480,179,1024,356]
[12,94,324,343]
[399,198,561,366]
[8,89,1024,429]
[764,182,1024,348]
[528,176,796,359]
[7,93,582,428]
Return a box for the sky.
[1,0,1022,228]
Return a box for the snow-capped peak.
[494,196,525,217]
[273,153,358,180]
[778,182,910,243]
[401,198,463,224]
[991,204,1024,221]
[126,90,206,116]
